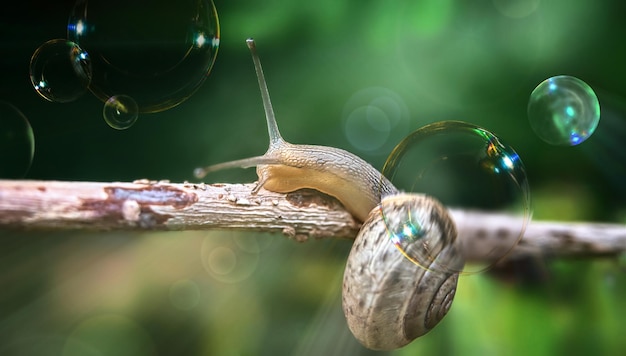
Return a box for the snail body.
[195,38,464,350]
[195,39,398,222]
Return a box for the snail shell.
[342,193,464,350]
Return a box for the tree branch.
[0,179,361,240]
[0,179,624,261]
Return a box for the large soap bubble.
[67,0,220,113]
[381,121,531,274]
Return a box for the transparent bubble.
[103,95,139,130]
[381,120,531,274]
[29,39,92,103]
[0,101,35,178]
[67,0,220,113]
[528,75,600,146]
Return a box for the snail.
[195,38,465,350]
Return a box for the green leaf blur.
[1,0,625,355]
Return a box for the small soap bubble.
[381,121,531,274]
[103,95,139,130]
[0,101,35,178]
[528,75,600,146]
[68,0,220,113]
[29,39,92,103]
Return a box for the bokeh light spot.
[207,246,237,276]
[342,87,410,154]
[201,232,260,284]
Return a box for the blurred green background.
[1,0,626,355]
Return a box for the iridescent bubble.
[68,0,220,113]
[528,75,600,146]
[29,39,92,103]
[381,120,531,274]
[103,95,139,130]
[0,101,35,178]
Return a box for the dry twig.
[0,179,624,261]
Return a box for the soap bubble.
[103,95,139,130]
[0,101,35,178]
[381,120,531,274]
[29,39,92,103]
[67,0,220,113]
[528,75,600,146]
